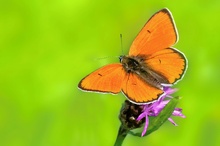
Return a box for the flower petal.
[164,87,178,95]
[141,116,149,137]
[137,112,146,121]
[173,108,186,118]
[168,118,178,126]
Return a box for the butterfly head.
[119,55,144,73]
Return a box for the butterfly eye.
[119,55,124,62]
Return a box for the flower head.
[136,87,185,136]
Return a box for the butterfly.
[78,8,187,104]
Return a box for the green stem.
[114,125,129,146]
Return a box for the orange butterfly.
[78,8,187,104]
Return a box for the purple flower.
[137,87,186,136]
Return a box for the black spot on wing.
[159,59,161,64]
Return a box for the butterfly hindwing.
[145,48,187,84]
[122,73,164,103]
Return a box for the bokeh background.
[1,0,220,146]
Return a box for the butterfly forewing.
[129,8,177,56]
[78,64,126,94]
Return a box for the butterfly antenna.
[120,34,124,55]
[94,56,111,60]
[95,35,123,61]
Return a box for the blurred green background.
[1,0,220,146]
